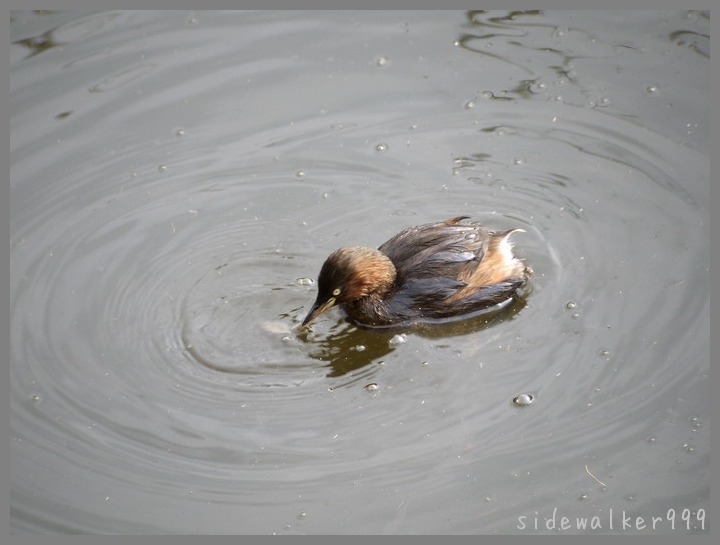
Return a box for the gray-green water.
[11,10,709,534]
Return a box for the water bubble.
[682,442,695,454]
[597,96,611,107]
[512,393,534,407]
[175,128,185,137]
[374,55,389,67]
[464,100,476,110]
[187,15,199,25]
[158,164,167,172]
[30,394,42,403]
[513,157,524,166]
[375,142,389,152]
[480,90,494,99]
[646,84,660,95]
[565,301,577,310]
[364,383,378,392]
[295,170,305,178]
[296,277,314,286]
[389,334,407,345]
[296,511,307,520]
[577,492,590,502]
[624,494,636,502]
[354,345,366,352]
[647,436,657,444]
[598,349,610,358]
[571,312,580,319]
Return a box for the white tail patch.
[499,229,525,265]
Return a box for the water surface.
[11,10,709,534]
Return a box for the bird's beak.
[299,297,336,329]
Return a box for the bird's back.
[372,216,526,323]
[378,216,491,282]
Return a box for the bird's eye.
[332,288,341,296]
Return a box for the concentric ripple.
[11,10,708,534]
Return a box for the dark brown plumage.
[300,216,528,328]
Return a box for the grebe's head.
[300,247,395,328]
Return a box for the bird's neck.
[342,247,397,300]
[343,290,396,326]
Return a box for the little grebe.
[300,216,528,328]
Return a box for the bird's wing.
[378,217,490,281]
